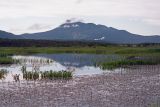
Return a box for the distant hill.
[0,30,23,39]
[0,21,160,44]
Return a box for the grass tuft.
[41,70,73,80]
[0,69,8,79]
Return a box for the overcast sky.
[0,0,160,35]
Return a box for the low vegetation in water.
[0,69,8,79]
[22,71,40,80]
[98,57,159,70]
[21,66,39,80]
[41,70,73,80]
[22,67,73,80]
[0,57,15,64]
[0,53,19,64]
[0,53,13,57]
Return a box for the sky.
[0,0,160,36]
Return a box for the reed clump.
[22,71,39,80]
[0,69,8,79]
[41,70,73,80]
[21,65,73,80]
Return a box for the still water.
[0,53,122,82]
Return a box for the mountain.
[0,22,160,44]
[21,22,160,44]
[0,30,22,39]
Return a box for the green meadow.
[0,46,159,55]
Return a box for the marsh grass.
[0,53,13,57]
[0,46,159,55]
[0,57,15,64]
[99,58,159,70]
[22,71,39,80]
[41,70,73,80]
[22,70,72,80]
[0,53,19,64]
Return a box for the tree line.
[0,39,159,47]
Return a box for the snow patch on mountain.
[94,37,105,41]
[72,24,79,27]
[63,25,70,28]
[62,24,79,28]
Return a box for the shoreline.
[0,65,160,107]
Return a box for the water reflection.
[35,54,122,67]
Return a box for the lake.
[0,53,123,82]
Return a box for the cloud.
[75,0,83,4]
[64,18,84,23]
[0,0,159,19]
[8,24,52,34]
[27,24,52,30]
[143,19,160,26]
[0,0,160,35]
